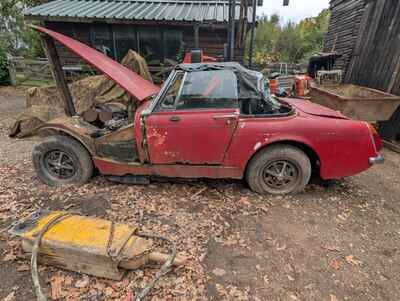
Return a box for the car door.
[145,69,239,165]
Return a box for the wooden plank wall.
[183,27,245,62]
[325,0,400,95]
[323,0,366,74]
[346,0,400,95]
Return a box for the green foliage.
[0,0,45,58]
[0,43,10,84]
[252,9,330,65]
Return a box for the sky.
[257,0,331,23]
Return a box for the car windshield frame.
[153,69,240,112]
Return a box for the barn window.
[138,28,162,64]
[55,23,77,39]
[114,25,137,61]
[163,29,183,61]
[90,24,114,58]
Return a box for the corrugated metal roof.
[25,0,254,23]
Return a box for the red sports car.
[28,26,384,195]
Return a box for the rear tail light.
[368,123,383,151]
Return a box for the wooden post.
[227,0,236,61]
[248,0,257,68]
[194,25,200,49]
[387,54,400,93]
[7,54,17,86]
[41,35,76,116]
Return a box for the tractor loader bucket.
[9,210,186,281]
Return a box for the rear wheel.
[32,136,93,186]
[246,145,311,195]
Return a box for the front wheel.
[246,145,311,195]
[32,135,93,186]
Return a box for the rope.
[106,221,177,301]
[31,213,72,301]
[134,233,177,301]
[29,213,176,301]
[106,220,136,262]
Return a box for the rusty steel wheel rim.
[262,160,299,190]
[44,150,76,179]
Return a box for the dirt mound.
[9,50,152,138]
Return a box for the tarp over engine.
[9,50,154,138]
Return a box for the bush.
[0,46,10,85]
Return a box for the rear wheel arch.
[245,141,316,194]
[245,140,321,178]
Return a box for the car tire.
[32,135,93,186]
[246,145,311,195]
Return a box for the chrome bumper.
[369,155,384,165]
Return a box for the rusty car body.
[27,26,384,195]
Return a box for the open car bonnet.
[31,25,160,102]
[284,98,349,119]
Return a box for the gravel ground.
[0,86,400,301]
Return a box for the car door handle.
[170,116,181,122]
[213,114,238,125]
[213,114,238,120]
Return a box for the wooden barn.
[324,0,400,95]
[24,0,258,68]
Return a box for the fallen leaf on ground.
[51,275,64,300]
[345,255,362,266]
[16,264,30,272]
[329,258,343,270]
[3,292,15,301]
[212,267,226,277]
[330,294,338,301]
[122,290,134,301]
[75,275,90,288]
[322,245,341,252]
[239,197,250,205]
[258,206,269,214]
[3,253,16,261]
[64,275,73,286]
[276,244,287,251]
[104,286,115,296]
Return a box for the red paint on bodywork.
[284,98,349,119]
[110,97,380,181]
[101,98,380,180]
[31,25,160,102]
[35,26,381,182]
[223,100,379,179]
[145,109,239,165]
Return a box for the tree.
[0,41,10,84]
[0,0,45,58]
[251,9,330,66]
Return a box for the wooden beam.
[344,1,372,83]
[41,35,76,116]
[383,140,400,154]
[248,0,257,68]
[194,25,200,49]
[6,54,17,86]
[228,0,236,60]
